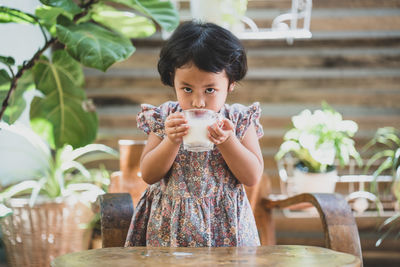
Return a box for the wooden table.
[51,245,361,267]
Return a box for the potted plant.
[0,121,118,266]
[275,103,362,194]
[0,0,179,149]
[363,127,400,246]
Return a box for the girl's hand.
[165,112,188,144]
[208,118,235,145]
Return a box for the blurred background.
[1,0,399,266]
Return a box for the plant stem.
[0,38,56,121]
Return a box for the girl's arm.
[209,121,264,186]
[139,112,188,184]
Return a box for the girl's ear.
[228,82,236,92]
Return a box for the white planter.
[288,168,338,195]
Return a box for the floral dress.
[125,101,263,247]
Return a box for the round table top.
[52,245,360,267]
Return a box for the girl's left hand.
[208,118,235,145]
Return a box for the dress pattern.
[125,101,263,247]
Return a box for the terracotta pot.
[0,196,93,267]
[108,140,148,207]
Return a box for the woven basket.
[0,196,94,267]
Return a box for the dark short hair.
[158,21,247,87]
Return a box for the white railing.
[237,0,313,44]
[171,0,313,44]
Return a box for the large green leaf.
[39,0,82,16]
[91,4,156,38]
[56,19,135,71]
[31,50,98,149]
[105,0,179,32]
[35,5,73,36]
[0,6,37,24]
[0,70,34,124]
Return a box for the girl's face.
[173,63,234,112]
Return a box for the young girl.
[125,21,264,247]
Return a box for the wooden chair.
[98,192,363,266]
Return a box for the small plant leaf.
[35,5,73,36]
[91,4,156,38]
[365,150,394,174]
[0,122,52,187]
[0,70,35,124]
[107,0,179,32]
[39,0,82,15]
[0,6,38,24]
[0,55,15,66]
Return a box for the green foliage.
[275,103,362,173]
[39,0,82,15]
[31,50,97,148]
[364,127,400,179]
[0,122,118,218]
[108,0,179,32]
[0,71,35,124]
[91,3,156,38]
[363,127,400,246]
[0,56,15,67]
[0,6,38,24]
[0,0,179,149]
[0,0,179,216]
[56,16,135,71]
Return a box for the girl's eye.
[183,87,192,93]
[205,88,215,94]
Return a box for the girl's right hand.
[165,112,189,144]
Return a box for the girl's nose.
[192,97,205,108]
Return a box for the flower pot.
[0,196,93,267]
[288,168,338,195]
[109,140,148,207]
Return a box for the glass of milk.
[183,109,218,152]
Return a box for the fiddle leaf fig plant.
[0,0,179,149]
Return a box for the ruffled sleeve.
[226,102,263,140]
[136,102,180,138]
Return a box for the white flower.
[310,141,336,166]
[292,109,312,130]
[338,120,358,134]
[299,132,318,151]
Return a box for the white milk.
[183,109,217,152]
